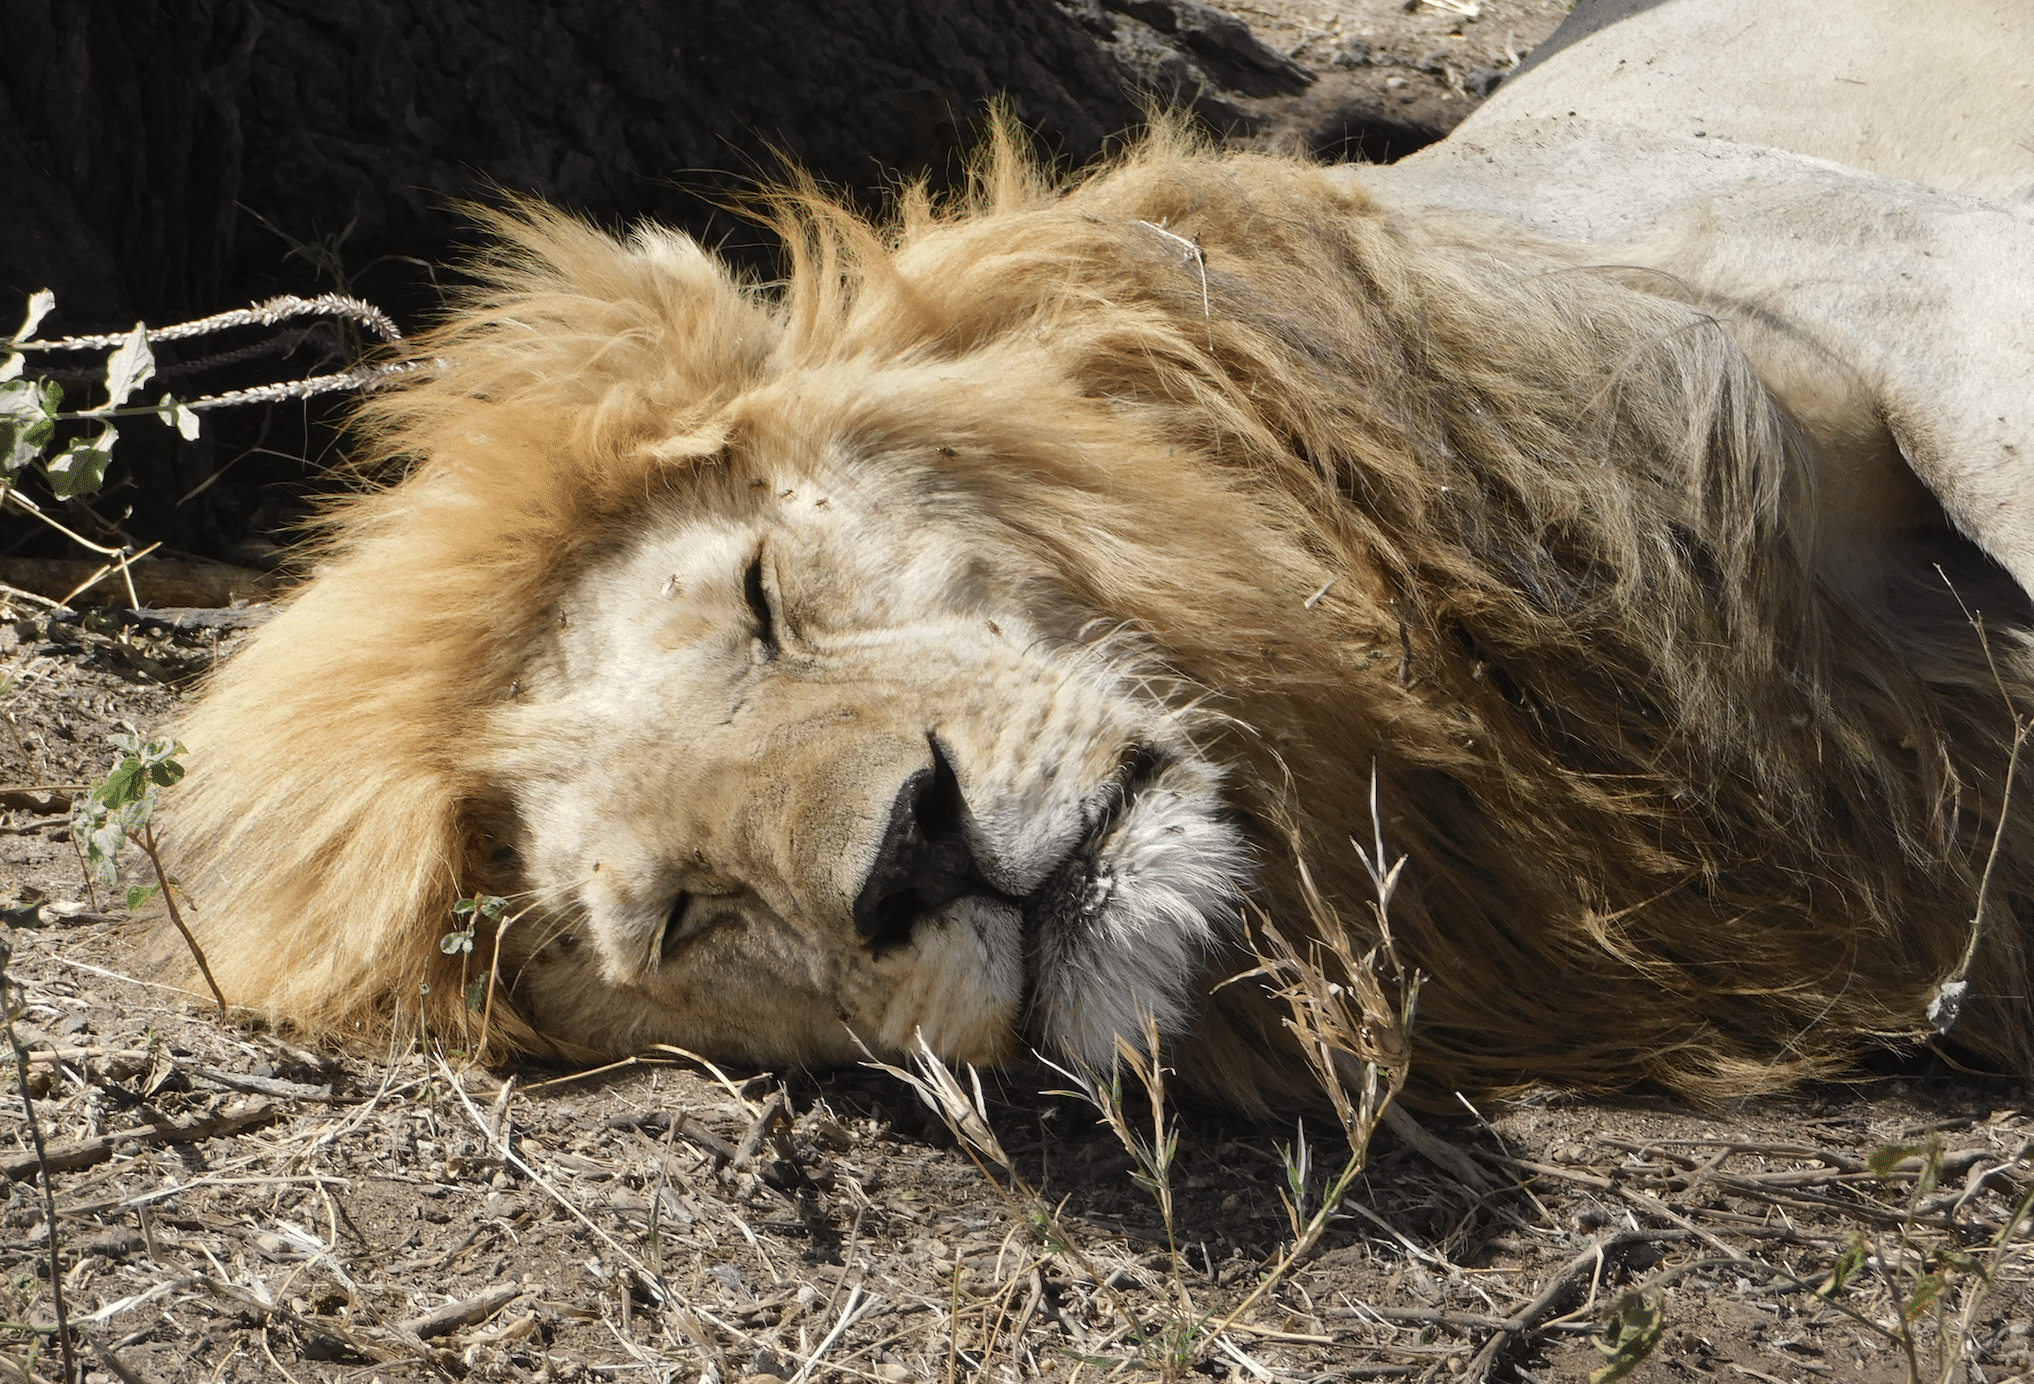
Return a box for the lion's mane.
[168,129,2034,1102]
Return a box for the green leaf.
[95,759,146,807]
[0,378,44,420]
[466,979,487,1012]
[439,928,475,955]
[476,895,508,920]
[115,791,156,833]
[86,826,125,888]
[1867,1143,1929,1177]
[1590,1290,1665,1384]
[157,394,201,441]
[12,289,54,344]
[1820,1236,1869,1299]
[0,378,59,474]
[147,758,186,788]
[125,884,162,912]
[104,323,155,408]
[107,731,143,755]
[1902,1272,1947,1322]
[0,411,53,474]
[89,818,126,857]
[45,426,117,499]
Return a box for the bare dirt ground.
[4,6,2034,1384]
[1223,0,1571,158]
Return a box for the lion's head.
[479,440,1254,1070]
[167,130,2034,1104]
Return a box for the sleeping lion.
[167,0,2034,1104]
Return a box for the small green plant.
[444,894,512,1054]
[1589,1289,1665,1383]
[1275,1118,1315,1235]
[72,732,225,1014]
[1813,1136,2034,1384]
[440,894,507,956]
[1,287,404,605]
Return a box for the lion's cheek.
[509,925,862,1063]
[859,897,1026,1065]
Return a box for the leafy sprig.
[3,299,204,501]
[71,732,225,1014]
[2,286,406,601]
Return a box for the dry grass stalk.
[1207,793,1420,1343]
[860,1030,1176,1366]
[1039,1009,1195,1304]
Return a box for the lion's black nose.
[854,743,987,952]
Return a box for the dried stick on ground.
[0,935,77,1384]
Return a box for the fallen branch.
[396,1283,521,1339]
[0,1099,278,1182]
[1466,1229,1658,1382]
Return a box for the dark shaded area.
[0,0,1313,569]
[1303,107,1453,166]
[2,0,1313,332]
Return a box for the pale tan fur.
[166,127,2034,1105]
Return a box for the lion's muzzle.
[853,740,1018,953]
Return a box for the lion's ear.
[644,422,735,464]
[626,224,731,285]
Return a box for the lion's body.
[167,0,2034,1103]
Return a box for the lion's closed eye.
[743,551,778,663]
[661,892,730,959]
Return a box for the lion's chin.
[873,895,1027,1063]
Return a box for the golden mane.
[167,127,2034,1102]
